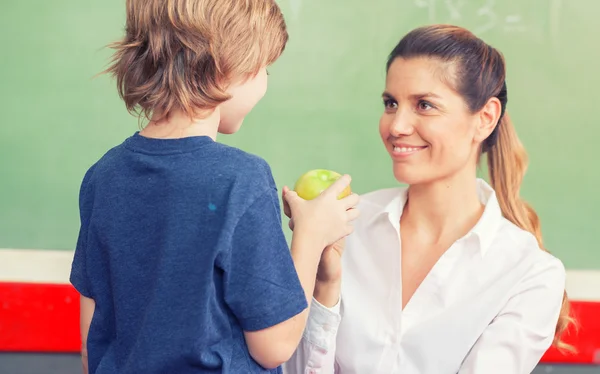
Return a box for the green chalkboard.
[1,0,598,268]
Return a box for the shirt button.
[323,324,331,332]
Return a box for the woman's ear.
[474,97,502,143]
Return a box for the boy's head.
[106,0,288,133]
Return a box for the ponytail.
[487,113,575,351]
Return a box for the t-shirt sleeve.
[70,165,96,298]
[224,187,308,332]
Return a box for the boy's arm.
[224,188,322,369]
[71,166,97,374]
[80,295,95,374]
[227,177,356,369]
[244,231,323,369]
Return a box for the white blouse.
[283,179,565,374]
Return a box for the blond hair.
[104,0,288,120]
[388,25,574,351]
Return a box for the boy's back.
[71,133,306,373]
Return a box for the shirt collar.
[366,178,502,257]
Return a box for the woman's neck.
[401,169,485,246]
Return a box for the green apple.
[293,169,352,200]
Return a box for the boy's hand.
[282,175,360,249]
[283,186,351,284]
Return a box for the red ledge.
[1,282,599,364]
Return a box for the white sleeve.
[458,258,566,374]
[283,297,342,374]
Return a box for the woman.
[282,25,571,374]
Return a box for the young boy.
[69,1,359,373]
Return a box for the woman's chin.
[392,165,431,186]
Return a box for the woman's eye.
[384,99,398,109]
[418,100,433,111]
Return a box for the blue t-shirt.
[70,132,307,374]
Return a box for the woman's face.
[379,57,498,186]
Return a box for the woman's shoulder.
[491,217,565,277]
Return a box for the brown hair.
[387,25,573,350]
[104,0,288,120]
